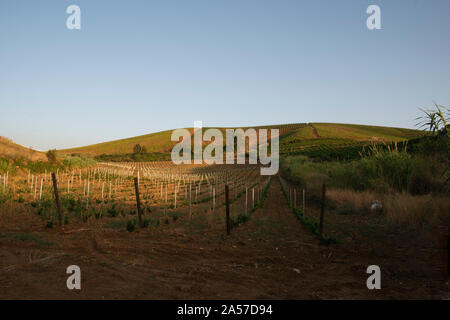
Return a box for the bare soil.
[0,178,448,299]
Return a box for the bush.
[282,148,446,195]
[407,156,443,194]
[359,149,413,192]
[46,150,58,162]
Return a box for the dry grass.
[384,193,450,228]
[327,188,378,212]
[0,137,46,162]
[328,187,450,228]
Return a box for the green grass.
[58,122,424,162]
[60,124,307,156]
[313,123,422,141]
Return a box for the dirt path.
[309,124,320,138]
[0,178,446,299]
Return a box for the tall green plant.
[415,103,449,188]
[415,102,449,136]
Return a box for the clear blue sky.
[1,0,449,151]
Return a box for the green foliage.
[95,152,170,162]
[61,155,97,169]
[282,145,447,195]
[0,158,11,172]
[107,203,119,217]
[230,213,250,229]
[359,147,413,192]
[0,154,96,176]
[416,102,449,135]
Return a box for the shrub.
[407,156,443,194]
[46,150,58,162]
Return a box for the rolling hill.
[0,136,47,162]
[59,123,425,161]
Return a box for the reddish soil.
[309,124,320,139]
[0,179,448,299]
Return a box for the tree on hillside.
[133,144,142,154]
[46,149,57,162]
[133,144,147,154]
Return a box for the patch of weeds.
[107,203,119,217]
[126,219,136,232]
[0,232,52,246]
[141,218,150,228]
[230,213,250,229]
[93,208,103,219]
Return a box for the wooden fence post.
[51,173,63,228]
[225,185,230,235]
[134,177,143,227]
[319,183,326,235]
